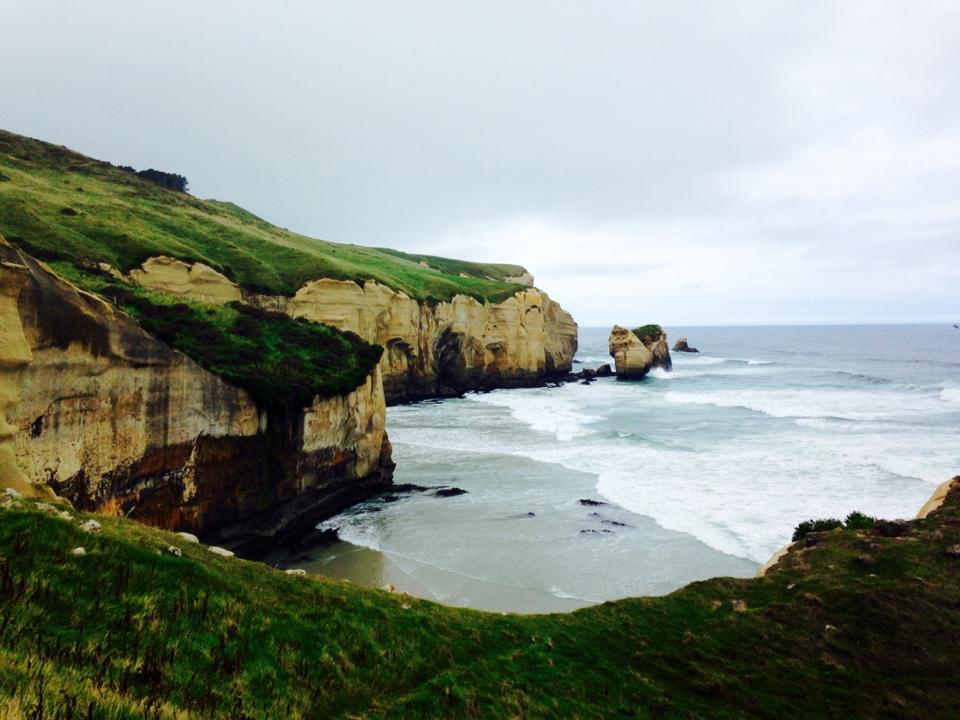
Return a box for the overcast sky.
[3,1,959,325]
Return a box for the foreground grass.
[2,480,960,718]
[0,129,526,302]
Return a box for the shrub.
[844,511,876,531]
[792,518,844,541]
[792,511,876,541]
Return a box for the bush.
[844,511,876,531]
[792,511,876,541]
[792,518,844,541]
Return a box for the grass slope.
[0,129,526,302]
[2,481,960,718]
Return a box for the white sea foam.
[673,355,728,365]
[663,388,945,420]
[941,385,960,404]
[466,389,601,441]
[746,359,773,365]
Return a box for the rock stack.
[607,325,672,379]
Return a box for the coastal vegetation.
[47,263,383,409]
[1,481,958,718]
[0,129,527,302]
[792,511,877,541]
[631,324,665,342]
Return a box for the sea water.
[283,325,960,613]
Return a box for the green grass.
[0,129,527,302]
[632,324,664,342]
[2,482,960,718]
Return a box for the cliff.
[123,256,578,403]
[0,240,392,552]
[0,130,579,404]
[608,324,672,379]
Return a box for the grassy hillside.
[2,481,959,718]
[0,129,526,302]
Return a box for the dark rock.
[580,528,613,534]
[805,533,825,547]
[434,487,468,498]
[874,520,909,538]
[673,337,700,353]
[581,368,597,379]
[579,498,608,506]
[602,519,628,527]
[392,483,433,493]
[380,495,401,503]
[595,363,613,377]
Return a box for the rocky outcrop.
[608,325,672,379]
[0,240,392,553]
[673,337,699,353]
[128,256,578,403]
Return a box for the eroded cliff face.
[0,242,391,552]
[127,256,579,403]
[608,325,673,379]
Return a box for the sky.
[3,1,959,326]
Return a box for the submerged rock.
[434,487,468,498]
[579,498,608,507]
[608,325,672,379]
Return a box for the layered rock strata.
[0,241,392,553]
[128,256,579,403]
[608,325,673,379]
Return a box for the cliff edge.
[0,239,392,553]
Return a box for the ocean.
[280,325,960,613]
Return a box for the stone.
[34,502,57,514]
[176,531,200,543]
[3,488,22,499]
[595,363,613,377]
[208,546,235,558]
[874,520,909,538]
[672,337,699,353]
[434,487,468,498]
[166,545,182,557]
[945,544,960,558]
[57,511,73,521]
[80,519,101,534]
[608,325,672,379]
[731,600,747,612]
[285,568,307,576]
[70,546,86,556]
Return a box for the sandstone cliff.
[608,325,673,379]
[127,255,578,403]
[0,241,392,552]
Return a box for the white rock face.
[0,240,390,546]
[125,256,578,403]
[128,256,243,304]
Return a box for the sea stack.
[673,337,699,353]
[608,325,672,379]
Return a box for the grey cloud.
[2,0,959,324]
